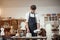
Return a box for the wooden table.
[11,36,47,40]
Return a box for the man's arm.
[25,13,30,33]
[37,23,40,29]
[25,22,30,33]
[36,14,40,29]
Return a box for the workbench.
[11,36,47,40]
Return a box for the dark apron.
[28,13,37,36]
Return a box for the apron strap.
[29,12,36,17]
[29,12,37,23]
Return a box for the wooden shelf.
[52,29,59,31]
[0,18,26,36]
[0,19,26,30]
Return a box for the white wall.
[1,7,60,18]
[1,0,60,18]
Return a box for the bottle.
[59,25,60,34]
[10,26,14,34]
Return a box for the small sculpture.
[1,27,5,36]
[10,26,14,34]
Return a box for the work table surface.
[11,36,47,39]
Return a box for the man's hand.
[27,29,30,33]
[25,22,30,33]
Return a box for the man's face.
[31,9,36,13]
[30,5,36,13]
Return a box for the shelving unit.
[0,18,26,36]
[44,13,60,40]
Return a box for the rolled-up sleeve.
[25,13,29,22]
[36,14,40,23]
